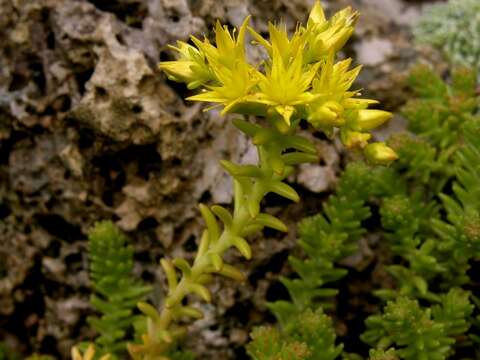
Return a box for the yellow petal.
[71,347,82,360]
[308,1,326,25]
[343,98,379,109]
[85,344,95,360]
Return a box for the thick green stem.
[163,143,277,322]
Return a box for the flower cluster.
[160,1,396,164]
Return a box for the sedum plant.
[247,309,342,360]
[267,161,374,326]
[122,2,395,359]
[368,348,398,360]
[362,66,479,359]
[362,290,473,360]
[248,65,479,359]
[86,221,152,359]
[414,0,480,71]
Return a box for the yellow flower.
[191,17,250,70]
[307,56,361,130]
[249,22,305,65]
[304,2,358,63]
[159,16,250,91]
[186,60,260,114]
[159,41,214,89]
[251,45,320,125]
[158,0,395,163]
[307,54,393,145]
[71,344,110,360]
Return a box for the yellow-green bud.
[364,142,398,165]
[159,61,195,84]
[352,109,392,131]
[308,101,344,128]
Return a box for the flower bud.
[353,109,392,131]
[364,142,398,165]
[329,27,355,53]
[308,101,345,128]
[159,61,196,85]
[341,130,371,148]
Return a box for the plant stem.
[155,142,278,338]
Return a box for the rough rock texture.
[0,0,443,358]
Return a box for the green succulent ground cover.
[414,0,480,72]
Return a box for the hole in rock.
[75,68,94,95]
[0,202,11,219]
[131,104,143,114]
[36,214,83,242]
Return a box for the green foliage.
[368,348,398,360]
[430,118,480,283]
[362,289,473,360]
[403,66,478,150]
[0,344,20,360]
[168,349,196,360]
[362,297,452,360]
[375,191,443,302]
[371,66,480,300]
[362,66,479,358]
[431,288,473,338]
[471,296,480,345]
[414,0,480,70]
[247,309,342,360]
[268,162,374,325]
[248,326,311,360]
[87,221,152,358]
[0,344,54,360]
[0,344,9,360]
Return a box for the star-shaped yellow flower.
[186,60,260,114]
[251,44,320,125]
